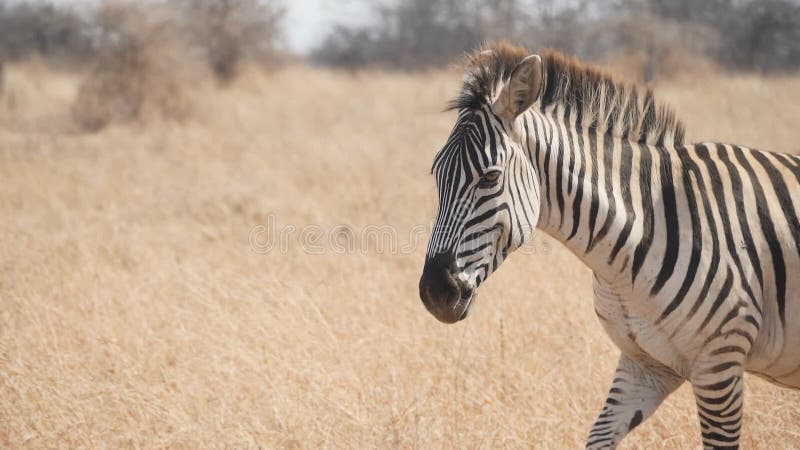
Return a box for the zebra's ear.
[493,54,543,121]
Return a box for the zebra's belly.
[749,369,800,389]
[745,287,800,390]
[593,277,691,376]
[593,297,642,358]
[593,272,800,386]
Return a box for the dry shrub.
[585,13,721,83]
[0,56,80,131]
[71,2,199,132]
[0,1,93,66]
[181,0,285,84]
[601,47,720,85]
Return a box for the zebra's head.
[419,52,544,323]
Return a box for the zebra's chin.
[423,283,475,324]
[454,286,475,321]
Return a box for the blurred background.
[2,1,800,448]
[2,0,800,126]
[2,0,800,130]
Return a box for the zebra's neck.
[526,107,665,285]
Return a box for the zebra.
[418,42,800,449]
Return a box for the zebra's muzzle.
[419,251,474,324]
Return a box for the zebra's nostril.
[419,283,437,308]
[448,257,459,275]
[419,251,463,312]
[460,284,473,300]
[419,272,458,304]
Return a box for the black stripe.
[678,146,721,330]
[696,375,737,391]
[609,139,635,264]
[709,346,747,356]
[657,147,702,323]
[632,143,654,282]
[699,145,760,309]
[732,146,786,325]
[752,150,800,284]
[567,121,587,241]
[698,267,734,334]
[586,129,600,250]
[564,104,576,196]
[541,117,553,217]
[484,113,498,161]
[589,132,617,251]
[651,148,679,296]
[510,158,535,242]
[554,120,566,227]
[717,145,764,292]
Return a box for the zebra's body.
[544,138,800,384]
[418,42,800,449]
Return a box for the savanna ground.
[2,59,800,448]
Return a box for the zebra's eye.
[478,170,502,188]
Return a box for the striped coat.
[419,42,800,449]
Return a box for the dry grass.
[1,60,800,448]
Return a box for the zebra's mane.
[450,42,685,147]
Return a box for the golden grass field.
[2,59,800,448]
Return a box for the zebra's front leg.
[586,353,683,449]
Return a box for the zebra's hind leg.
[689,297,756,449]
[691,357,747,449]
[586,353,683,449]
